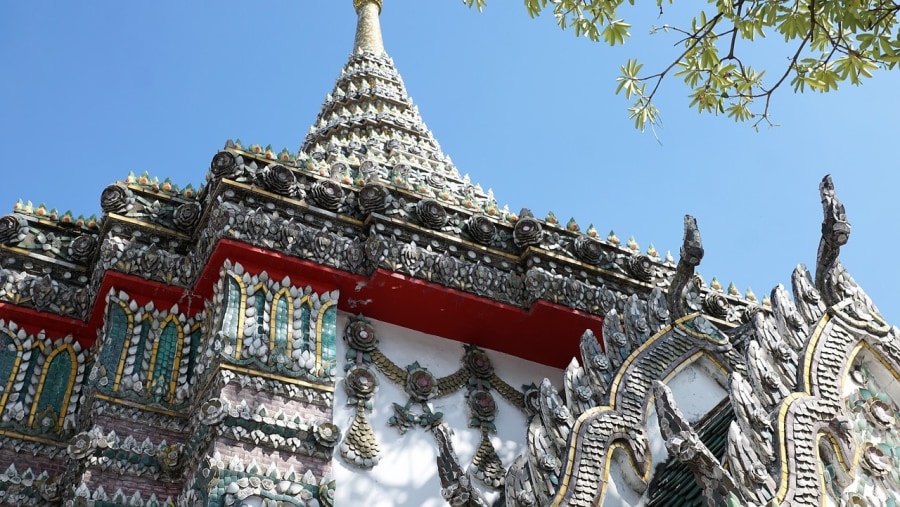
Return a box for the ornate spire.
[353,0,385,56]
[301,0,474,195]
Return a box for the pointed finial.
[353,0,385,56]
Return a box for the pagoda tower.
[0,2,896,506]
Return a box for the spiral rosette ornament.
[626,254,654,282]
[464,346,494,379]
[172,202,202,231]
[0,214,26,245]
[68,234,97,263]
[406,366,438,402]
[345,367,378,400]
[416,198,448,229]
[513,217,542,248]
[703,291,730,319]
[210,151,237,178]
[466,215,496,245]
[573,235,603,264]
[38,477,61,502]
[345,319,379,352]
[310,179,344,211]
[263,164,296,196]
[861,444,892,476]
[99,184,133,214]
[319,481,336,507]
[67,431,96,460]
[198,398,229,425]
[358,183,386,214]
[468,390,498,423]
[315,422,341,448]
[865,399,895,428]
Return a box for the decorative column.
[353,0,385,56]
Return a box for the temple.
[1,2,898,506]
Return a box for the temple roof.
[0,1,764,363]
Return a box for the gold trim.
[107,213,191,239]
[147,316,166,391]
[219,363,335,393]
[0,428,67,447]
[0,244,84,270]
[94,393,186,418]
[851,340,900,381]
[775,312,831,503]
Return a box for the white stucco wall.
[333,311,564,506]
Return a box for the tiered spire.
[301,1,467,190]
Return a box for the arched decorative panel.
[30,345,76,432]
[99,300,131,390]
[0,330,20,414]
[147,316,183,403]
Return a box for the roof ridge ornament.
[666,215,705,320]
[353,0,385,56]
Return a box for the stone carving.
[498,211,765,506]
[340,317,382,468]
[99,183,133,214]
[172,201,202,231]
[0,214,26,245]
[0,5,876,506]
[513,211,542,248]
[337,317,523,490]
[572,235,603,265]
[416,198,448,229]
[210,151,239,178]
[310,179,344,211]
[666,215,704,320]
[262,164,297,196]
[466,214,497,245]
[492,176,900,507]
[67,234,97,262]
[626,254,654,282]
[358,182,387,214]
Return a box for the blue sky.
[2,1,898,323]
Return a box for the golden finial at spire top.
[353,0,385,55]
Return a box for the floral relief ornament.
[405,362,437,401]
[389,362,444,433]
[464,344,494,379]
[345,319,379,352]
[345,367,378,408]
[468,390,498,430]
